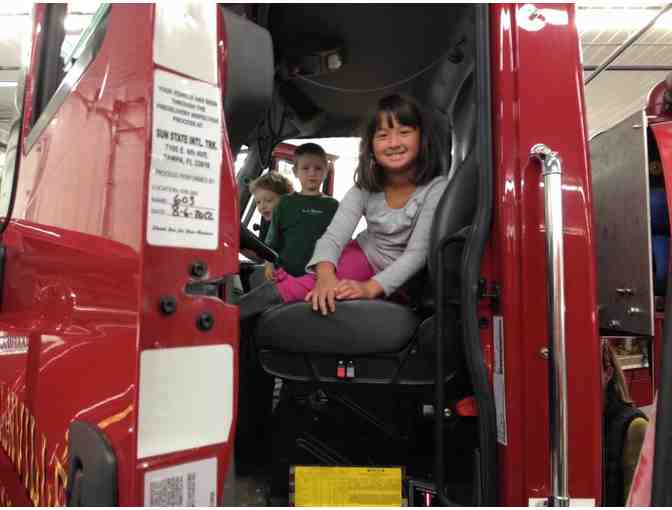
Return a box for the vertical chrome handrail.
[530,144,570,507]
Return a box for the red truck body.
[0,4,238,506]
[0,3,669,506]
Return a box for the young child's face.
[372,114,421,174]
[294,154,328,195]
[253,188,282,222]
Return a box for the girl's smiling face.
[372,113,421,175]
[253,188,282,221]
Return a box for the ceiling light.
[0,82,17,88]
[577,7,672,32]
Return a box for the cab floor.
[232,475,270,506]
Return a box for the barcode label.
[187,473,196,505]
[144,458,217,507]
[150,476,184,506]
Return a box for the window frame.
[25,3,111,152]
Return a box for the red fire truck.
[0,2,671,507]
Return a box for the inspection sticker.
[147,69,222,250]
[292,466,402,507]
[144,457,217,507]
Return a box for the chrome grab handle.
[530,144,570,507]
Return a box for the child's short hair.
[355,94,441,192]
[294,143,328,167]
[249,171,293,195]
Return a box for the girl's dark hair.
[354,94,441,192]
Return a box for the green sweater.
[266,193,339,277]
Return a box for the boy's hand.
[264,262,275,281]
[334,279,384,301]
[305,262,338,315]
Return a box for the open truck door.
[0,4,271,505]
[626,76,672,507]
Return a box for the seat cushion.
[255,300,421,356]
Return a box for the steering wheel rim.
[240,224,278,263]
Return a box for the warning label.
[147,69,221,249]
[292,466,402,507]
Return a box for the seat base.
[257,314,463,386]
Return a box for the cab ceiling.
[261,4,471,138]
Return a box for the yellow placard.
[293,466,402,507]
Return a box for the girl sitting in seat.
[239,94,448,318]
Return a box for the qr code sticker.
[150,475,184,506]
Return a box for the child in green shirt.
[264,143,339,280]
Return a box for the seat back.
[428,70,478,301]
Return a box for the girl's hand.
[305,262,339,315]
[334,279,384,301]
[264,262,275,281]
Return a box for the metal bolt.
[539,347,550,360]
[159,296,177,316]
[196,312,214,331]
[190,261,208,278]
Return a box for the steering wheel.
[240,224,278,263]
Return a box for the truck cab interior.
[225,4,496,504]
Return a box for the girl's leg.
[274,270,316,302]
[276,240,375,303]
[334,240,376,281]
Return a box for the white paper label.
[144,458,217,507]
[147,69,221,250]
[528,498,595,506]
[493,316,508,445]
[154,3,218,85]
[137,345,233,459]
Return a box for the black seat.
[256,301,421,355]
[254,68,477,386]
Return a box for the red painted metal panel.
[490,4,602,504]
[0,4,239,505]
[652,121,672,229]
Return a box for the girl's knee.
[276,273,316,302]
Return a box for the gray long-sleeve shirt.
[306,175,449,295]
